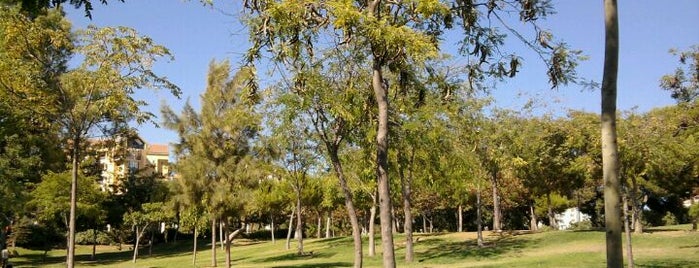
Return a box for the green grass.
[8,224,699,267]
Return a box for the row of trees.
[1,1,697,268]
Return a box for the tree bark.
[458,205,463,233]
[601,0,623,267]
[296,194,304,255]
[547,193,558,230]
[211,217,217,267]
[399,162,413,262]
[530,203,538,232]
[328,150,363,268]
[271,213,276,244]
[325,212,332,238]
[193,227,198,266]
[368,1,396,262]
[476,186,484,247]
[67,137,80,268]
[286,206,295,250]
[225,226,231,268]
[317,214,322,238]
[369,191,377,257]
[491,172,502,232]
[92,229,97,261]
[630,177,643,234]
[132,224,148,263]
[623,194,635,268]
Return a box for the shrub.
[662,211,678,226]
[75,229,114,245]
[569,220,593,231]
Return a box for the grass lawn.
[8,224,699,267]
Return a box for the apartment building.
[93,135,170,192]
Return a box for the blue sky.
[65,1,699,146]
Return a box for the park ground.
[9,224,699,268]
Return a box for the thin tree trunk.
[220,221,224,251]
[491,172,501,232]
[149,230,154,256]
[328,148,363,268]
[92,229,97,261]
[132,224,148,263]
[623,194,634,268]
[286,206,295,250]
[602,0,623,267]
[271,213,276,244]
[476,186,484,247]
[225,225,231,268]
[325,212,331,239]
[370,35,396,268]
[317,214,322,238]
[193,227,198,266]
[211,217,217,267]
[67,139,80,268]
[296,194,304,255]
[547,193,557,230]
[458,205,463,233]
[530,203,538,232]
[422,214,427,234]
[630,177,643,234]
[369,192,377,257]
[399,163,413,262]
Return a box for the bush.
[75,229,114,245]
[569,220,593,231]
[662,212,678,226]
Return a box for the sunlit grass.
[10,224,699,267]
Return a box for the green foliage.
[28,171,105,228]
[75,229,113,245]
[661,46,699,103]
[662,212,679,226]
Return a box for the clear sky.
[64,1,699,146]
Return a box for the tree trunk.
[211,217,217,267]
[601,0,623,267]
[286,206,295,250]
[271,213,276,244]
[370,46,396,268]
[224,227,244,268]
[225,226,231,268]
[422,214,427,234]
[193,227,198,266]
[369,192,377,257]
[630,177,643,234]
[325,212,332,238]
[317,214,322,238]
[458,205,463,233]
[476,186,484,247]
[491,172,501,232]
[296,194,304,255]
[399,163,413,262]
[92,229,97,261]
[327,148,363,268]
[149,230,154,256]
[623,194,635,268]
[132,224,148,263]
[530,203,538,232]
[67,139,80,268]
[547,193,557,230]
[220,221,225,251]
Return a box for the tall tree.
[601,0,623,266]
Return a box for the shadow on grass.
[254,251,337,263]
[12,239,211,267]
[270,261,353,268]
[637,259,699,267]
[416,235,539,263]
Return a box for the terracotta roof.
[147,144,169,156]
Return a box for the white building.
[555,207,591,230]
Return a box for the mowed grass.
[10,224,699,267]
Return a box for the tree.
[123,202,173,263]
[6,0,124,19]
[162,59,259,268]
[601,0,623,266]
[660,46,698,104]
[242,2,580,266]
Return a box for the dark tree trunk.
[369,192,377,256]
[601,0,623,267]
[623,194,635,268]
[92,229,97,261]
[192,227,198,266]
